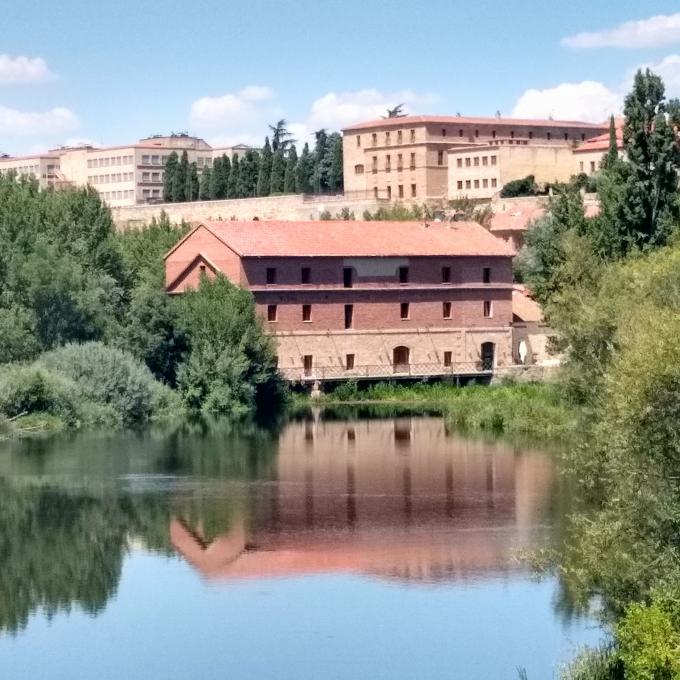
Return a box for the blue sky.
[2,0,680,154]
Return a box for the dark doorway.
[343,267,353,288]
[481,342,495,370]
[393,346,410,373]
[303,355,313,377]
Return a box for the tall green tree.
[311,129,329,193]
[327,133,344,192]
[256,137,272,196]
[171,151,189,202]
[269,150,285,194]
[163,152,178,202]
[186,162,199,202]
[237,150,257,197]
[227,155,240,199]
[600,114,619,171]
[198,166,211,200]
[295,143,313,194]
[218,154,231,198]
[268,119,294,152]
[284,145,298,194]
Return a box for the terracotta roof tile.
[512,285,543,322]
[197,220,515,258]
[489,204,546,233]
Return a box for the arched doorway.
[393,346,410,373]
[481,342,495,371]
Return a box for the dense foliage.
[0,180,283,430]
[162,123,344,203]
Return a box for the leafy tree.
[163,152,178,202]
[311,129,329,193]
[198,166,211,200]
[384,104,405,118]
[500,175,539,198]
[256,137,272,196]
[186,162,199,202]
[295,143,313,194]
[240,150,260,197]
[171,150,189,202]
[284,145,298,193]
[269,150,285,194]
[227,155,240,199]
[327,132,344,192]
[268,119,295,152]
[218,154,231,197]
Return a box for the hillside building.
[164,219,515,382]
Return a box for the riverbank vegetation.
[0,176,283,434]
[511,69,680,678]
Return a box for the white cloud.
[0,54,54,84]
[563,13,680,49]
[190,85,274,127]
[0,106,79,136]
[633,54,680,97]
[512,81,622,122]
[305,88,439,132]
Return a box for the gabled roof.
[343,115,610,132]
[490,203,546,233]
[173,220,515,258]
[573,129,624,153]
[512,285,543,322]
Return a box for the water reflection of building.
[171,417,556,583]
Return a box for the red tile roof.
[343,115,609,132]
[176,220,515,258]
[490,203,546,233]
[512,285,543,322]
[573,129,624,153]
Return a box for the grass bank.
[314,380,578,441]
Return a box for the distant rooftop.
[343,114,610,132]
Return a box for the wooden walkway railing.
[279,362,493,383]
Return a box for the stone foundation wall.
[112,194,389,229]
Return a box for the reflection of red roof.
[490,203,546,233]
[343,115,609,132]
[171,220,515,258]
[512,285,543,322]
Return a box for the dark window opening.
[443,351,452,367]
[303,355,313,376]
[442,266,451,283]
[483,300,492,318]
[483,267,491,283]
[302,304,312,322]
[343,267,353,288]
[266,267,276,284]
[346,353,355,370]
[301,267,311,284]
[344,304,353,329]
[398,266,409,284]
[443,302,452,319]
[267,305,277,322]
[400,302,409,319]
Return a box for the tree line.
[162,124,343,203]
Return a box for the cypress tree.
[311,129,329,193]
[600,114,619,171]
[257,137,273,196]
[327,133,344,192]
[284,145,298,193]
[295,143,313,194]
[227,155,240,198]
[237,151,253,197]
[219,154,231,198]
[269,150,285,194]
[171,150,189,202]
[198,166,211,200]
[163,152,178,202]
[209,157,222,200]
[186,162,199,202]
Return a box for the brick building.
[164,219,515,381]
[342,115,609,201]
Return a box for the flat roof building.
[164,219,515,381]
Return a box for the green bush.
[500,175,539,198]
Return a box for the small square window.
[400,302,409,319]
[474,157,479,166]
[266,267,276,284]
[267,305,277,322]
[398,266,409,284]
[346,353,355,370]
[302,304,312,322]
[474,179,480,188]
[301,267,311,284]
[457,181,463,190]
[465,180,471,189]
[443,302,452,319]
[483,301,492,318]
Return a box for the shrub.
[37,342,179,425]
[500,175,539,198]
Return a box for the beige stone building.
[342,115,609,201]
[0,135,253,207]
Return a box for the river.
[0,411,603,679]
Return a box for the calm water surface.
[0,412,603,679]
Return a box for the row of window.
[298,351,458,372]
[579,160,598,174]
[100,190,135,200]
[87,155,134,168]
[456,178,498,191]
[265,266,491,286]
[141,188,162,198]
[266,301,494,325]
[367,152,418,173]
[456,155,498,168]
[88,172,135,184]
[357,128,588,147]
[141,171,162,183]
[375,184,417,199]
